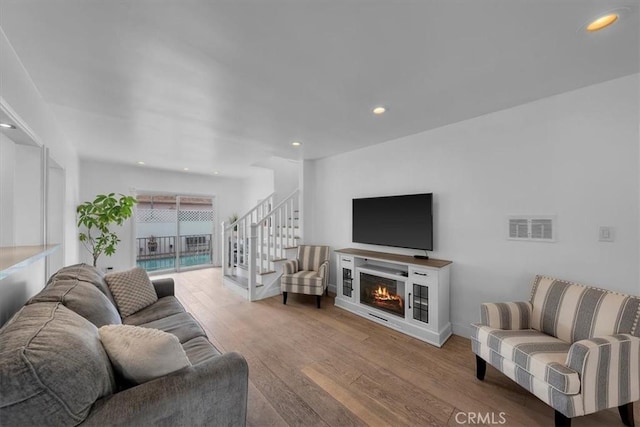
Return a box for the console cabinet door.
[337,255,355,301]
[407,267,438,330]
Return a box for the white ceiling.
[1,0,638,178]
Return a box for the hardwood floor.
[158,268,639,427]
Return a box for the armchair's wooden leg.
[619,402,635,427]
[475,355,486,380]
[325,286,328,296]
[283,292,287,305]
[316,295,321,309]
[554,410,571,427]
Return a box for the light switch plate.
[598,226,615,242]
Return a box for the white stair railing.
[248,189,300,299]
[221,193,274,277]
[222,190,300,300]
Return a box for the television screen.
[352,193,433,251]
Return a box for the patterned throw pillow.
[105,267,158,317]
[99,325,191,384]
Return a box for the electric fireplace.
[359,272,405,317]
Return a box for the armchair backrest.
[529,275,640,343]
[297,245,329,271]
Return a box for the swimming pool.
[137,254,212,272]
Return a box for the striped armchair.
[281,245,330,308]
[471,275,640,427]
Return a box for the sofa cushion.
[99,325,191,384]
[28,279,121,327]
[137,312,207,344]
[0,303,115,426]
[123,296,186,325]
[182,336,222,365]
[105,267,158,317]
[48,263,117,307]
[472,324,580,394]
[472,340,585,418]
[530,275,640,342]
[281,270,323,287]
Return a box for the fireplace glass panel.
[359,272,405,317]
[342,268,353,298]
[412,283,429,324]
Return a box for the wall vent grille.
[508,216,556,242]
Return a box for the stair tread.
[258,270,276,276]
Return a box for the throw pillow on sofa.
[28,279,122,327]
[105,266,158,317]
[99,324,191,384]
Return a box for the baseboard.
[452,322,473,339]
[328,283,336,294]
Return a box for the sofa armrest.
[480,302,532,330]
[566,334,639,411]
[81,352,248,426]
[152,277,175,298]
[283,259,298,275]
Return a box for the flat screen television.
[352,193,433,251]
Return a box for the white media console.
[334,248,452,347]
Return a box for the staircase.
[221,189,301,301]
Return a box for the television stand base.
[414,255,429,260]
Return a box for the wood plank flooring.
[157,268,639,427]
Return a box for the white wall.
[79,159,252,272]
[14,144,44,245]
[250,156,301,204]
[271,157,300,202]
[0,28,79,324]
[306,74,640,337]
[241,167,274,214]
[0,27,79,265]
[0,134,15,246]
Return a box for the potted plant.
[147,235,158,252]
[77,193,137,267]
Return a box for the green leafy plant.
[77,193,137,267]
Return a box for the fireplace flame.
[373,285,403,309]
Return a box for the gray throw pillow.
[105,267,158,317]
[99,325,191,384]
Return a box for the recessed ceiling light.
[137,161,145,165]
[183,167,189,171]
[0,123,16,129]
[372,106,386,115]
[586,13,619,32]
[213,171,219,175]
[291,141,302,147]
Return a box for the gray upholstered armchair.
[281,245,330,308]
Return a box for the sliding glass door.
[177,196,213,269]
[135,193,214,273]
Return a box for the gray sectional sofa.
[0,263,248,426]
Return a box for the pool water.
[137,254,212,272]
